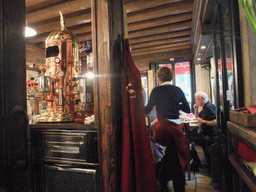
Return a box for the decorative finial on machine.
[59,11,65,31]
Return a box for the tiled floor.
[167,145,221,192]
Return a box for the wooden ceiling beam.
[29,32,92,49]
[29,9,91,27]
[132,48,193,63]
[31,21,91,40]
[124,0,186,13]
[131,36,191,50]
[128,20,192,38]
[129,29,191,44]
[131,41,191,56]
[26,0,91,24]
[127,1,193,23]
[26,25,92,44]
[26,0,68,13]
[128,12,192,32]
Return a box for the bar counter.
[29,122,97,130]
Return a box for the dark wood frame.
[0,0,31,191]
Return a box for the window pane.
[175,62,191,108]
[141,73,148,105]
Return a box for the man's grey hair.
[195,91,208,102]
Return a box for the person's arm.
[193,104,199,118]
[145,88,157,114]
[196,117,216,126]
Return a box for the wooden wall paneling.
[26,44,45,66]
[92,0,124,191]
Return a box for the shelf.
[229,153,256,191]
[227,121,256,151]
[26,66,41,72]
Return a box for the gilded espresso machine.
[36,12,81,122]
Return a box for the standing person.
[145,67,190,192]
[192,91,218,169]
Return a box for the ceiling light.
[25,26,37,37]
[197,58,201,61]
[86,71,94,79]
[25,21,37,37]
[201,46,206,49]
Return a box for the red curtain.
[120,39,158,192]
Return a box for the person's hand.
[196,117,204,124]
[193,103,199,110]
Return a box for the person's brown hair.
[156,67,173,82]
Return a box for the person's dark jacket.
[145,85,190,119]
[199,101,217,139]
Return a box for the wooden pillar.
[0,0,30,191]
[91,0,124,191]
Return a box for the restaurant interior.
[1,0,256,191]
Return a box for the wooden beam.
[201,23,212,35]
[127,1,193,23]
[133,60,150,72]
[131,41,191,56]
[124,0,185,12]
[26,0,68,13]
[191,0,204,54]
[132,48,193,63]
[26,0,91,24]
[129,29,191,44]
[29,9,91,30]
[128,12,192,32]
[92,0,124,191]
[26,26,92,44]
[130,35,191,50]
[128,20,192,38]
[201,0,215,24]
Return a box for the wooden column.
[0,0,30,191]
[91,0,124,191]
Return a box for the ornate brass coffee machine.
[36,12,81,122]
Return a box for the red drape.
[120,39,158,192]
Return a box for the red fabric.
[121,39,158,192]
[237,141,256,162]
[154,120,188,173]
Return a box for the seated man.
[191,91,218,168]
